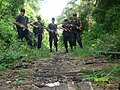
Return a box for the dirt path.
[0,52,119,90]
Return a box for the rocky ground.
[0,52,119,90]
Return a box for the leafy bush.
[0,16,50,69]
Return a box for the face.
[52,19,55,23]
[20,12,25,16]
[64,21,68,24]
[37,19,41,22]
[72,16,77,20]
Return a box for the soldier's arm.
[47,24,54,33]
[47,29,54,33]
[55,24,58,33]
[75,20,82,30]
[13,19,19,26]
[30,22,38,28]
[46,26,51,32]
[27,23,30,29]
[26,23,32,32]
[79,21,82,29]
[26,18,32,32]
[41,29,44,39]
[62,25,67,31]
[13,16,24,28]
[13,19,24,28]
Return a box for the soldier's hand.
[51,30,54,33]
[20,24,24,28]
[64,29,67,31]
[35,25,39,28]
[76,27,79,29]
[28,28,32,33]
[70,24,73,27]
[76,26,81,30]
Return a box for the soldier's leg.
[38,33,42,49]
[63,33,68,53]
[49,34,53,52]
[24,32,32,47]
[18,29,24,40]
[54,34,58,52]
[68,33,73,52]
[34,34,37,48]
[76,32,83,48]
[72,32,77,49]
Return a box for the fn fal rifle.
[18,22,32,32]
[70,23,82,31]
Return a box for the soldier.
[30,16,44,49]
[13,9,32,47]
[62,19,73,53]
[47,18,58,52]
[70,13,83,49]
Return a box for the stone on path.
[77,81,94,90]
[34,83,68,90]
[67,82,77,90]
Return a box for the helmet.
[64,19,68,22]
[73,13,77,16]
[52,18,55,20]
[37,16,41,20]
[20,9,25,12]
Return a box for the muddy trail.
[0,52,119,90]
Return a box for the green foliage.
[13,78,23,84]
[0,16,49,70]
[70,46,94,57]
[0,0,49,70]
[82,1,120,55]
[111,64,120,76]
[27,0,41,14]
[0,17,15,49]
[19,71,29,77]
[58,0,120,58]
[0,0,120,71]
[24,0,42,21]
[83,23,104,46]
[77,68,109,81]
[0,0,24,17]
[0,17,21,67]
[77,64,119,82]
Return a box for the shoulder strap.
[17,15,21,21]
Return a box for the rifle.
[71,24,81,30]
[47,29,59,36]
[61,21,73,32]
[39,26,48,30]
[22,25,30,31]
[33,24,49,30]
[70,22,82,31]
[18,22,32,32]
[62,24,71,33]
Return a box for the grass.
[77,64,120,83]
[19,71,30,77]
[70,45,95,57]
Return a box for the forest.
[0,0,120,89]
